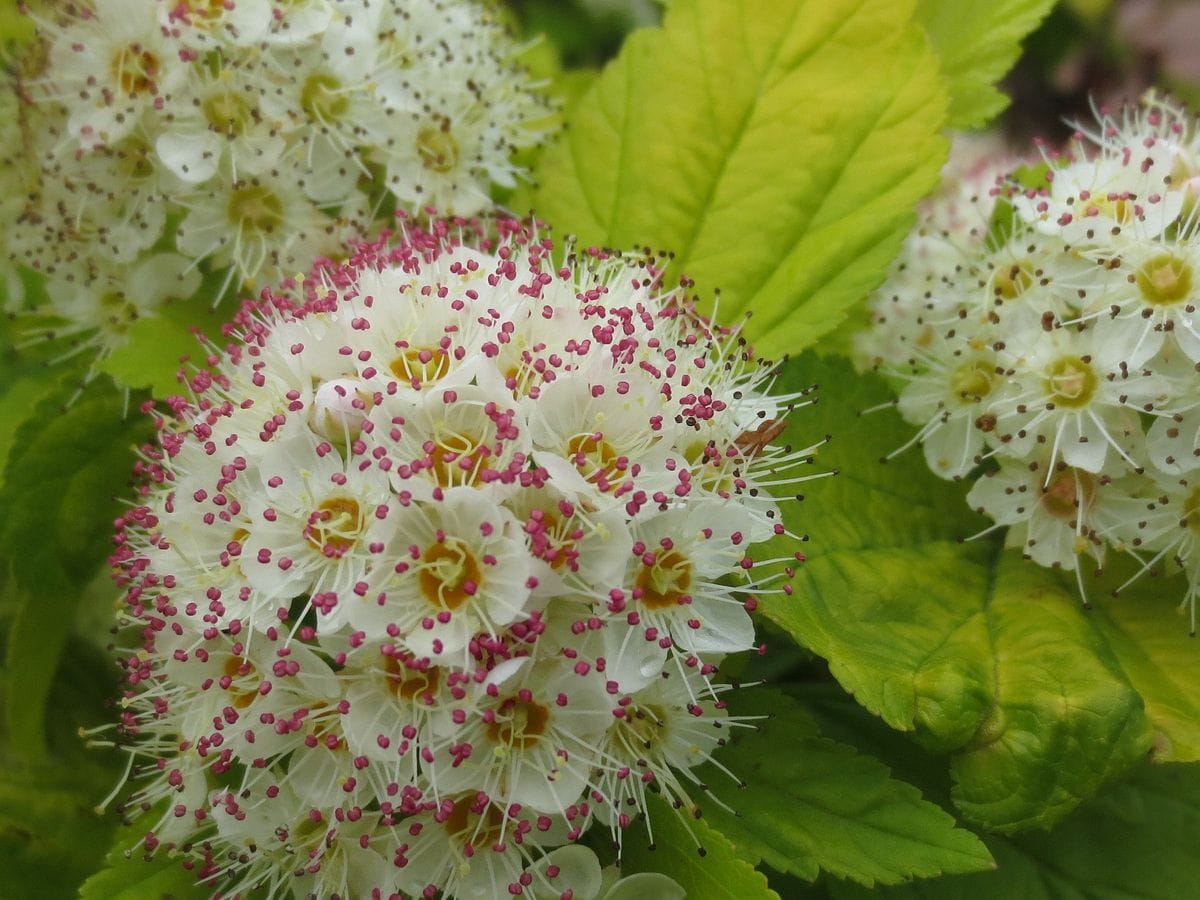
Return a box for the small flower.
[108,218,812,897]
[867,98,1200,629]
[8,0,551,362]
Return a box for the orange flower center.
[635,548,692,610]
[418,540,482,611]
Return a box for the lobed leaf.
[532,0,949,358]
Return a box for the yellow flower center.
[568,433,622,491]
[1184,487,1200,536]
[485,697,551,749]
[111,44,160,96]
[993,260,1034,299]
[949,359,995,402]
[227,184,285,235]
[417,126,459,174]
[203,90,255,137]
[1040,468,1096,521]
[301,72,350,122]
[1135,253,1193,306]
[305,496,365,556]
[429,429,486,487]
[1046,355,1098,408]
[382,653,441,702]
[389,346,451,386]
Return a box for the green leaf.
[914,0,1055,129]
[532,0,949,358]
[98,295,231,397]
[761,352,1180,833]
[0,632,125,899]
[699,690,993,886]
[803,689,1200,900]
[1,385,150,757]
[0,312,91,492]
[620,795,779,899]
[0,3,34,46]
[0,761,117,899]
[78,817,210,900]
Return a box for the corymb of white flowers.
[859,95,1200,630]
[6,0,546,356]
[107,217,815,898]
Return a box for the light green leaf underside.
[701,690,993,886]
[915,0,1055,130]
[1,386,150,757]
[620,795,779,899]
[532,0,949,358]
[763,352,1200,832]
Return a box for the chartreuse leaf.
[698,690,992,886]
[0,2,34,46]
[798,686,1200,900]
[915,0,1055,130]
[532,0,949,359]
[761,351,1176,833]
[620,795,779,899]
[97,300,228,398]
[1,383,150,757]
[78,816,210,900]
[98,263,236,397]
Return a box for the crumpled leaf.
[760,352,1193,832]
[798,685,1200,900]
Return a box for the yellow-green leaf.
[762,352,1180,833]
[533,0,949,358]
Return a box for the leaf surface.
[702,690,993,885]
[761,352,1193,832]
[533,0,949,357]
[915,0,1056,129]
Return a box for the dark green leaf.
[1,385,150,757]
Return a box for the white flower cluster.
[111,219,812,898]
[5,0,546,355]
[859,102,1200,629]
